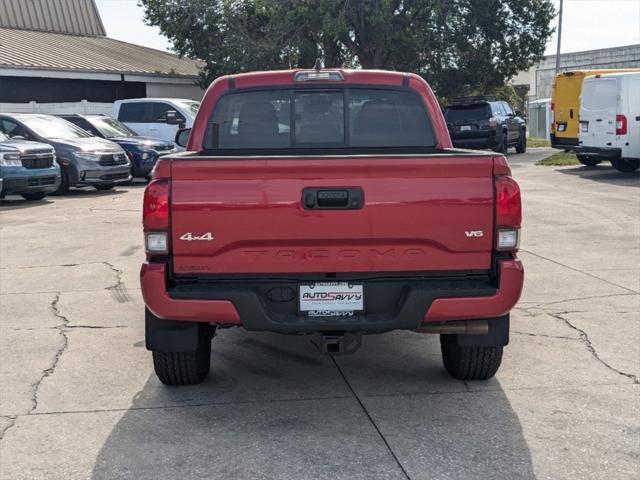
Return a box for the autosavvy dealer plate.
[299,282,364,316]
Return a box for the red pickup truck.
[141,68,523,385]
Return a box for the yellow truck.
[550,69,639,165]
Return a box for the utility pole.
[555,0,563,73]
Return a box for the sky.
[96,0,640,56]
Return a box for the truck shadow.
[557,165,640,186]
[91,330,536,479]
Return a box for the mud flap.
[145,308,212,352]
[456,314,509,347]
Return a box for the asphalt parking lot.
[1,148,638,480]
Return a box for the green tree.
[140,0,555,97]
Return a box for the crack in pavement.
[519,292,638,311]
[89,206,139,213]
[9,325,128,331]
[2,292,73,442]
[1,262,133,302]
[331,356,412,480]
[67,325,128,329]
[512,330,578,341]
[514,305,639,384]
[33,293,70,412]
[520,249,639,295]
[103,261,131,303]
[0,261,107,270]
[546,310,639,384]
[0,416,17,441]
[4,381,634,420]
[1,287,142,296]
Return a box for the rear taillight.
[550,103,555,132]
[143,179,170,255]
[489,117,497,128]
[495,175,521,252]
[616,115,627,135]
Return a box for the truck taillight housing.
[143,179,170,254]
[495,175,521,252]
[616,115,627,135]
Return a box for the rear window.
[203,88,435,151]
[581,79,617,111]
[118,103,147,123]
[444,104,491,123]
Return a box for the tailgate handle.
[303,188,363,210]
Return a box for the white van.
[577,72,640,172]
[112,98,200,144]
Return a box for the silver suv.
[0,114,131,194]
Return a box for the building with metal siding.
[0,0,203,104]
[511,44,640,103]
[0,0,106,36]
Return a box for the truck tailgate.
[170,155,495,274]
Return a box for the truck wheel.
[21,192,47,201]
[94,183,115,191]
[576,154,601,167]
[440,334,503,380]
[515,131,526,153]
[152,344,211,385]
[611,158,640,173]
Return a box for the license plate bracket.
[299,282,364,317]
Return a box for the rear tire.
[94,183,115,191]
[576,154,601,167]
[152,344,211,385]
[21,192,47,201]
[440,334,503,380]
[493,132,508,154]
[611,158,640,173]
[515,130,526,153]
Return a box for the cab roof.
[219,69,415,90]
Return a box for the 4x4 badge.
[180,232,214,241]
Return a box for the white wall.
[0,100,112,115]
[527,98,552,139]
[145,82,204,100]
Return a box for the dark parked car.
[58,114,177,179]
[444,97,527,154]
[0,131,61,200]
[0,114,131,194]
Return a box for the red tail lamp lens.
[495,176,521,228]
[616,115,627,135]
[143,179,169,231]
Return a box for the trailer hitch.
[311,332,362,355]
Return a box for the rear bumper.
[141,259,524,332]
[576,146,621,160]
[550,134,578,150]
[450,132,498,149]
